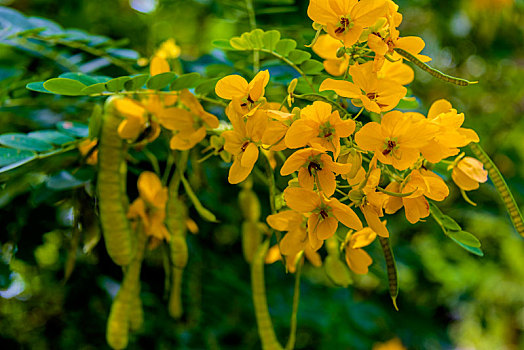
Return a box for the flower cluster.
[212,0,487,276]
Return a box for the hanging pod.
[97,98,135,266]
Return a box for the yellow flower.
[284,187,363,244]
[373,338,407,350]
[215,70,270,117]
[344,227,376,274]
[159,90,219,150]
[78,138,98,165]
[312,34,349,76]
[452,157,488,191]
[267,210,324,271]
[355,110,436,170]
[155,38,181,59]
[128,171,170,242]
[384,169,449,223]
[320,62,407,113]
[308,0,387,47]
[222,111,267,184]
[261,105,293,151]
[415,99,479,163]
[114,98,162,142]
[377,60,414,86]
[280,148,351,196]
[359,166,389,237]
[150,56,170,76]
[285,101,356,159]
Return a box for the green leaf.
[0,148,36,167]
[448,235,484,256]
[59,72,98,86]
[171,72,201,90]
[396,96,419,110]
[124,74,149,91]
[27,130,75,145]
[247,29,264,50]
[262,30,281,51]
[26,82,52,94]
[0,134,54,152]
[441,215,462,231]
[300,59,324,74]
[288,50,311,64]
[146,72,176,90]
[43,78,87,96]
[56,121,89,138]
[195,78,221,95]
[81,83,107,95]
[275,39,297,56]
[448,230,482,248]
[88,104,103,139]
[105,76,131,92]
[230,36,251,50]
[212,39,235,51]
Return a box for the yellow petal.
[150,56,170,76]
[345,247,372,274]
[138,171,164,206]
[284,187,320,213]
[228,157,253,184]
[215,75,249,100]
[241,142,259,168]
[329,198,363,230]
[350,227,377,248]
[320,78,362,98]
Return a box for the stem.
[245,0,260,73]
[262,151,277,214]
[252,239,284,350]
[285,256,303,350]
[260,49,314,91]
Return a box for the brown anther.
[366,92,378,100]
[241,141,250,152]
[382,140,397,156]
[320,209,328,219]
[247,95,254,104]
[307,161,322,176]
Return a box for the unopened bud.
[336,47,346,58]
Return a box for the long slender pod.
[469,143,524,236]
[394,48,477,86]
[378,236,399,311]
[166,151,190,319]
[252,239,284,350]
[107,226,147,349]
[97,99,134,266]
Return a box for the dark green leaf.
[81,83,107,95]
[27,130,75,145]
[195,78,221,95]
[26,82,52,94]
[124,74,149,91]
[106,48,139,60]
[146,72,176,90]
[105,76,131,92]
[43,78,87,96]
[59,72,98,86]
[448,235,484,256]
[46,170,89,190]
[0,148,36,166]
[171,72,201,90]
[56,121,89,138]
[0,134,54,152]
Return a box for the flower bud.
[452,157,488,191]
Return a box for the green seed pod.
[378,236,399,311]
[106,295,129,350]
[394,48,478,86]
[171,234,188,269]
[97,98,134,266]
[168,268,184,319]
[242,221,262,263]
[128,293,143,332]
[239,188,261,222]
[469,143,524,237]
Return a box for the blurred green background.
[0,0,523,349]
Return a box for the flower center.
[382,138,398,156]
[335,16,353,34]
[307,161,322,176]
[319,122,335,139]
[241,141,250,152]
[320,209,329,219]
